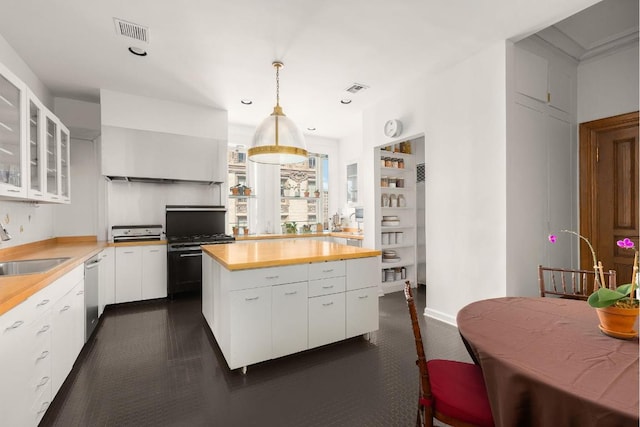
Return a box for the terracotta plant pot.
[244,188,251,196]
[596,305,639,338]
[304,191,310,197]
[231,188,239,195]
[314,191,320,198]
[232,226,239,236]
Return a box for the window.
[227,146,329,235]
[280,153,328,233]
[227,146,249,234]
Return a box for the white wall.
[577,42,639,123]
[361,42,508,325]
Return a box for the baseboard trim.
[424,307,457,327]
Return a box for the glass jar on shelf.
[381,176,389,187]
[388,177,397,188]
[396,177,404,188]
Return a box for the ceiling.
[0,0,636,140]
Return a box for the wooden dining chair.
[538,265,617,300]
[404,282,494,427]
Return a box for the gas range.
[167,234,235,251]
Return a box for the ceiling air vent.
[345,83,369,94]
[114,18,149,43]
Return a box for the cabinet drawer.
[308,276,345,297]
[30,383,52,426]
[346,287,379,338]
[226,264,307,290]
[308,293,345,348]
[308,260,345,281]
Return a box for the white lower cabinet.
[98,247,115,316]
[142,245,167,300]
[229,286,272,367]
[308,292,346,348]
[272,281,308,358]
[204,256,379,371]
[115,247,142,303]
[346,286,379,338]
[0,264,85,426]
[115,244,167,303]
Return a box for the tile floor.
[40,286,471,427]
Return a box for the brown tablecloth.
[457,297,639,427]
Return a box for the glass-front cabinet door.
[59,124,70,202]
[45,114,59,200]
[0,64,26,197]
[27,94,44,199]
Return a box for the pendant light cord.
[275,63,280,107]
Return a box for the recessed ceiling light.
[240,99,253,105]
[128,46,147,56]
[340,99,352,105]
[307,127,316,131]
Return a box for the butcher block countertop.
[202,239,380,271]
[0,236,107,316]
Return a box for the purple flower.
[616,238,635,249]
[548,234,557,244]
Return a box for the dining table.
[457,297,639,427]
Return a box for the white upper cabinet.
[515,48,572,114]
[0,62,27,199]
[59,123,70,203]
[27,92,45,200]
[0,61,70,204]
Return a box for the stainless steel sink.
[0,257,71,276]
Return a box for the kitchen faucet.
[0,223,11,241]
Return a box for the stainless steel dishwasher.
[84,254,101,341]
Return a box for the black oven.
[165,206,234,297]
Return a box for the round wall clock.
[384,119,402,138]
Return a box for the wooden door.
[580,112,639,284]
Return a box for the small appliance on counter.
[111,225,163,243]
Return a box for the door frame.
[579,111,639,270]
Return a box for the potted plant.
[549,232,639,338]
[314,190,320,198]
[230,184,241,195]
[243,186,252,196]
[301,224,311,233]
[283,221,297,234]
[304,190,310,198]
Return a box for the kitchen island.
[202,240,381,373]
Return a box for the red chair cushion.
[427,359,494,427]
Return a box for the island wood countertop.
[0,237,108,316]
[202,239,380,270]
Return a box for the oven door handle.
[179,253,203,257]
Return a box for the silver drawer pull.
[284,291,297,296]
[322,285,334,289]
[37,350,49,361]
[123,251,134,254]
[149,249,160,253]
[322,302,334,307]
[60,305,71,312]
[245,296,260,301]
[37,325,50,334]
[322,269,334,273]
[36,376,50,388]
[37,402,50,414]
[265,275,279,280]
[358,295,369,299]
[36,299,50,307]
[6,320,24,330]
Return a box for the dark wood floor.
[40,286,470,427]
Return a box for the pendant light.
[248,61,308,164]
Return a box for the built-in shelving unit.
[375,140,418,294]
